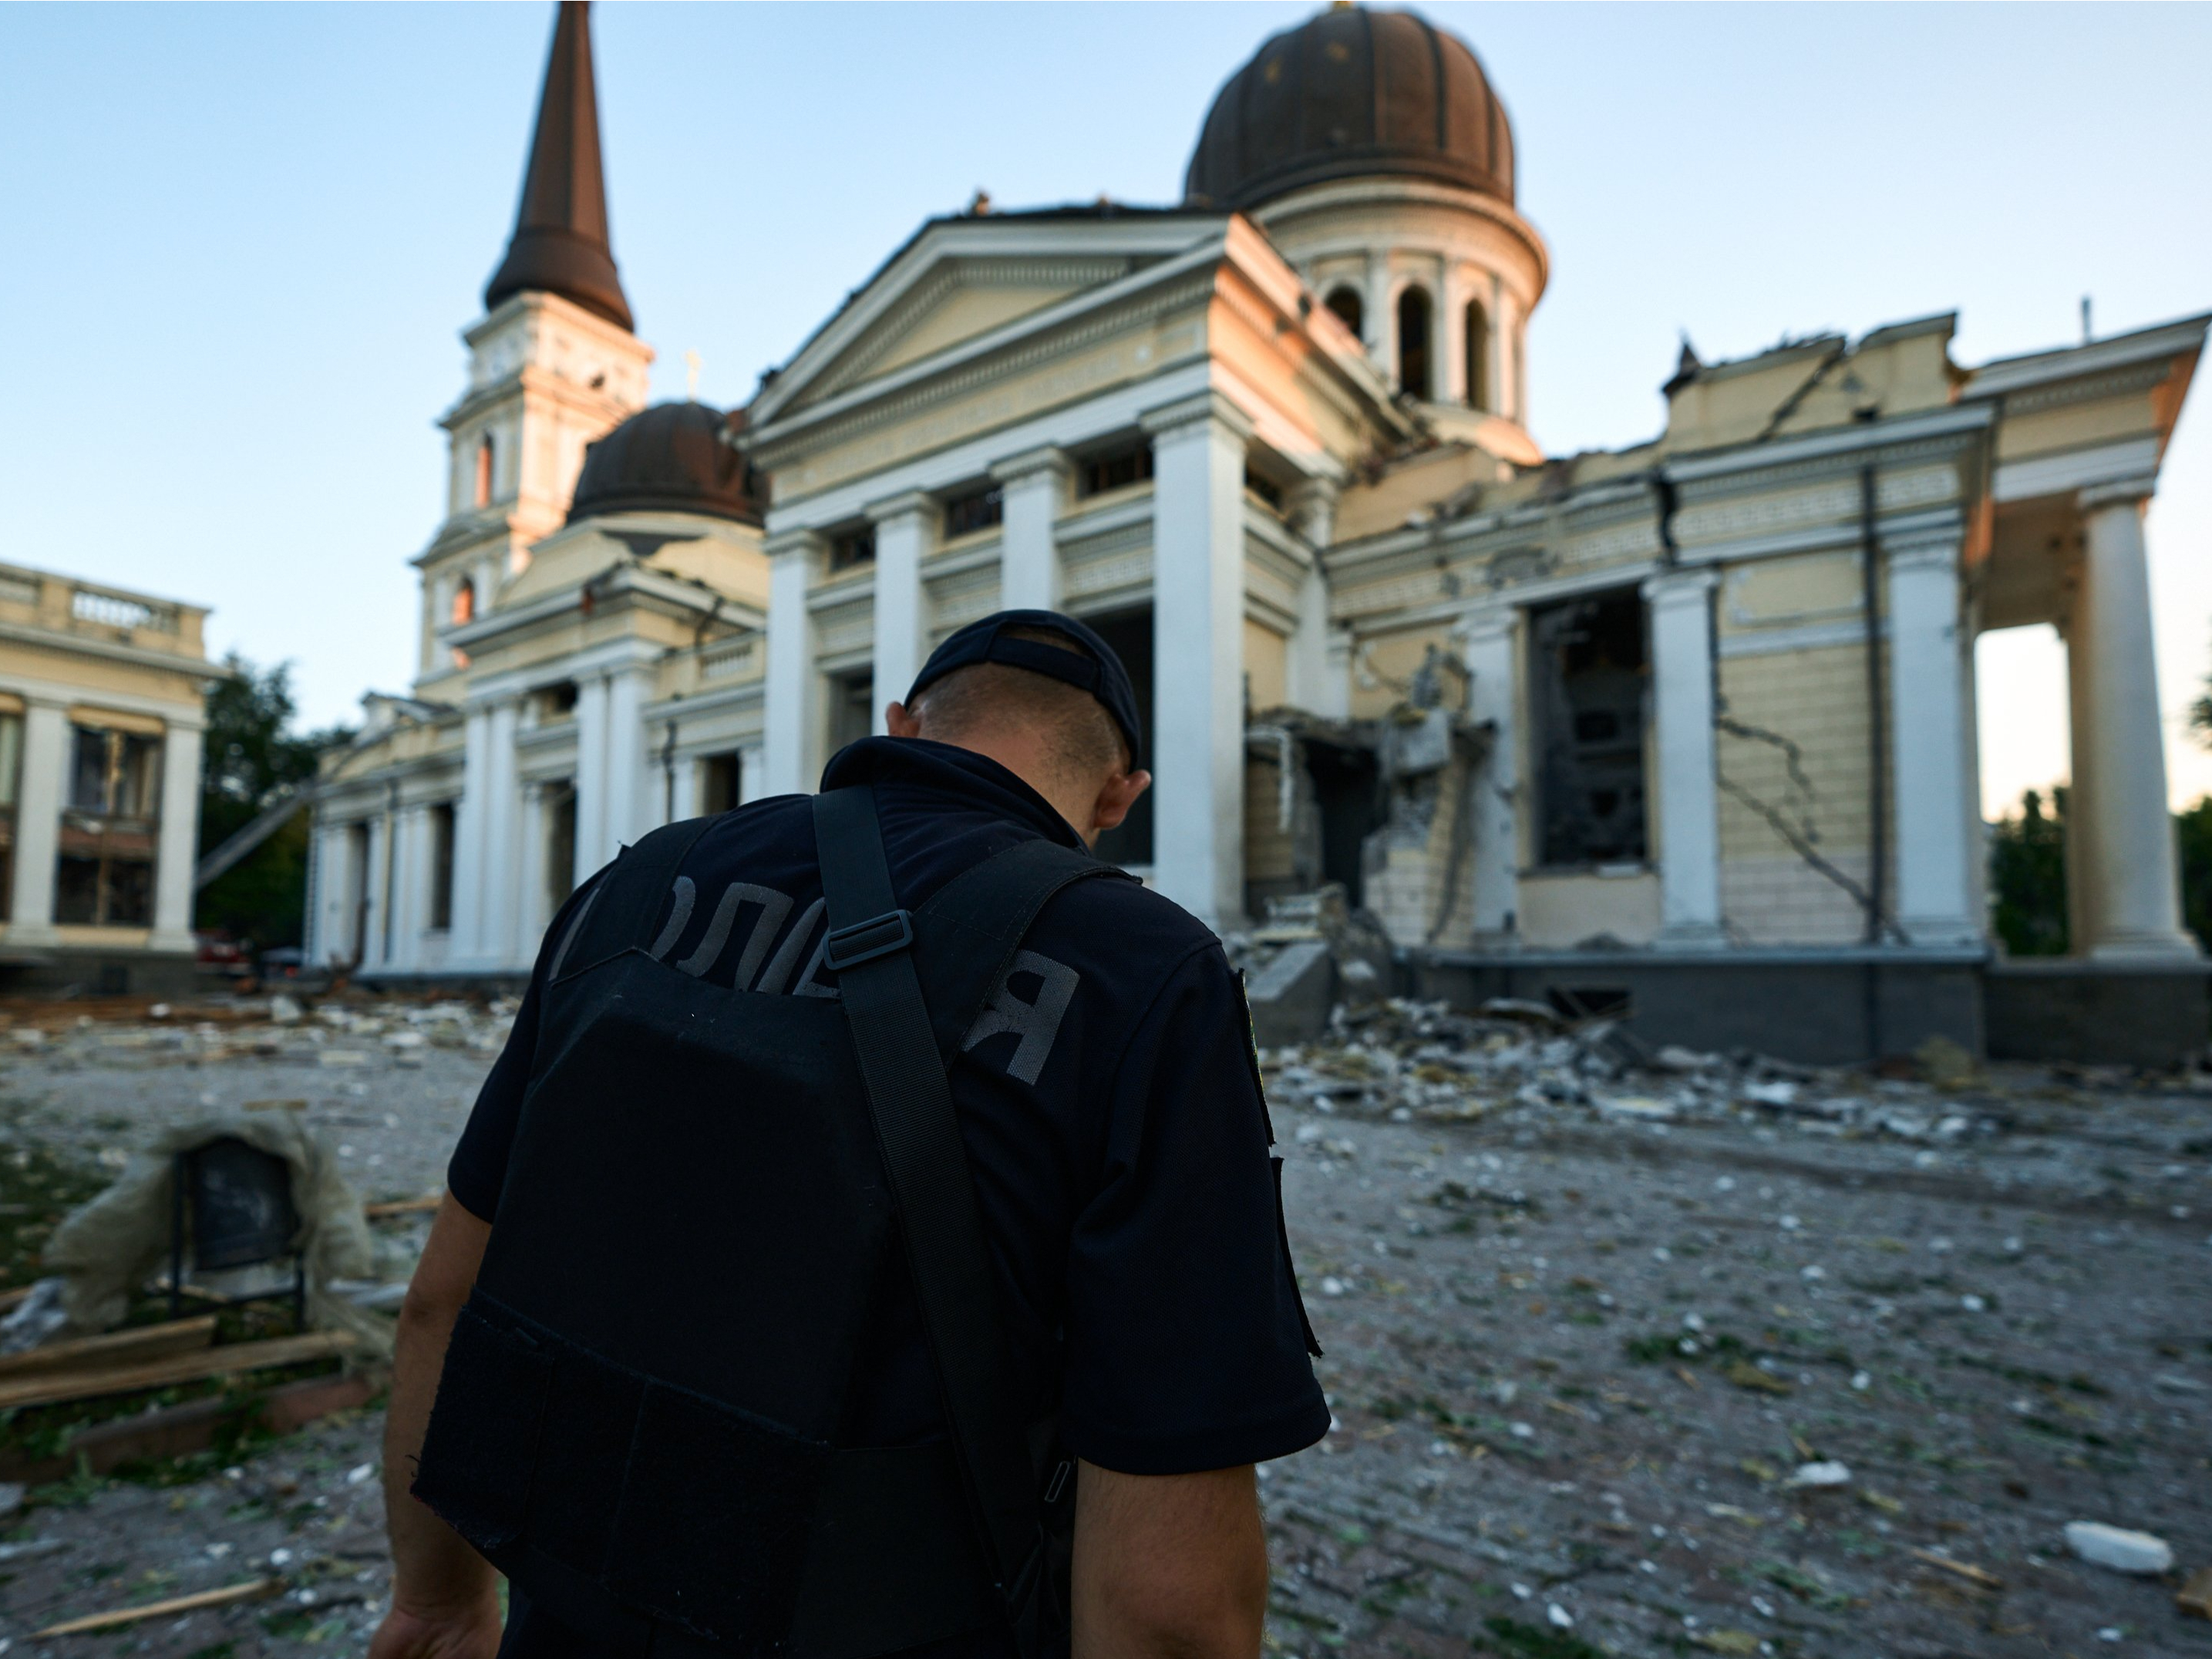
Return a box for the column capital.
[864,488,938,527]
[1455,603,1518,646]
[1885,533,1960,577]
[763,527,826,563]
[2079,474,2157,513]
[1139,389,1254,447]
[989,446,1070,487]
[1640,565,1719,606]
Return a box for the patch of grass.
[186,1644,237,1659]
[259,1606,318,1640]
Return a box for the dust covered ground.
[2,993,2210,1659]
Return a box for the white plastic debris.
[1547,1604,1574,1629]
[0,1482,21,1518]
[1787,1461,1852,1489]
[2064,1523,2172,1575]
[268,994,304,1024]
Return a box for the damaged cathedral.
[308,2,2208,1064]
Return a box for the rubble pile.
[1260,995,2210,1151]
[0,994,518,1071]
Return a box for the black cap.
[907,610,1143,771]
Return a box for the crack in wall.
[1715,708,1905,943]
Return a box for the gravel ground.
[2,993,2210,1658]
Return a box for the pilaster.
[1884,535,1980,947]
[1458,605,1520,944]
[1284,478,1345,717]
[1143,390,1254,930]
[1643,568,1725,947]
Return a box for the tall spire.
[483,2,634,331]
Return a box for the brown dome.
[1184,5,1514,212]
[567,403,759,525]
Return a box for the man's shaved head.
[909,626,1130,791]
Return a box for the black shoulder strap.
[810,787,1116,1649]
[547,816,715,982]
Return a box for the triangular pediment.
[803,254,1140,404]
[751,214,1241,429]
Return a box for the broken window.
[827,671,874,756]
[59,724,162,924]
[700,751,742,816]
[1465,298,1490,412]
[1244,467,1284,512]
[428,802,456,931]
[474,434,495,508]
[1528,588,1648,867]
[1397,286,1433,401]
[828,526,875,573]
[532,681,579,722]
[1325,286,1365,340]
[941,483,1003,538]
[1077,440,1153,500]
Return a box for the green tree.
[1988,786,2069,956]
[193,656,348,951]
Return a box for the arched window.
[1465,298,1491,412]
[450,576,476,628]
[1324,286,1365,341]
[1396,287,1433,401]
[473,434,495,508]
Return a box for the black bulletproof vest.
[413,786,1131,1659]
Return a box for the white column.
[7,699,66,942]
[1459,606,1520,944]
[763,532,818,796]
[480,701,522,967]
[1284,479,1342,715]
[869,491,934,732]
[2071,480,2196,958]
[1439,267,1467,407]
[449,704,493,960]
[1364,254,1392,379]
[1642,569,1725,947]
[1886,536,1979,947]
[572,675,610,883]
[739,743,767,805]
[1143,391,1251,930]
[992,449,1068,612]
[602,666,649,856]
[387,805,423,970]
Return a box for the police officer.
[372,611,1327,1659]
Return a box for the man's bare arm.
[369,1197,501,1659]
[1072,1460,1267,1659]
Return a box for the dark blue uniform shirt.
[450,736,1325,1511]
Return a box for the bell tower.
[412,0,652,695]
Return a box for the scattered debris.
[1786,1461,1851,1489]
[0,1328,357,1412]
[31,1577,281,1637]
[2064,1522,2175,1576]
[1911,1548,2005,1590]
[2179,1565,2212,1620]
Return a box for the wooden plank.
[0,1330,357,1413]
[364,1193,443,1219]
[0,1368,386,1486]
[0,1316,216,1381]
[33,1577,281,1637]
[1910,1547,2004,1590]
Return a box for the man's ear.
[1089,769,1151,836]
[885,701,923,739]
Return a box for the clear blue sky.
[2,3,2207,813]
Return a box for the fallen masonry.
[0,990,2207,1656]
